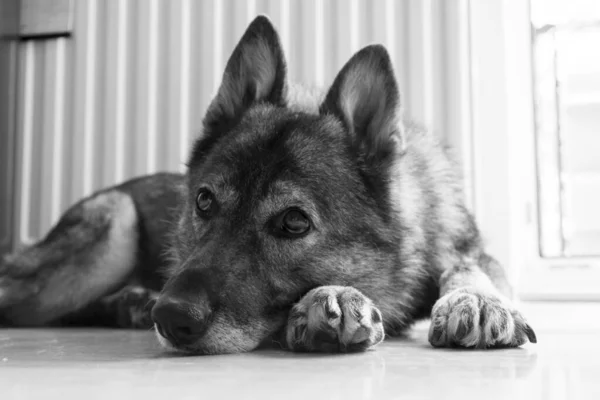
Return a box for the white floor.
[0,303,598,400]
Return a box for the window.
[532,0,600,258]
[470,0,600,300]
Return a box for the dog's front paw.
[104,286,159,329]
[429,287,537,348]
[285,286,385,352]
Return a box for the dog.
[0,16,536,354]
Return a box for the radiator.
[6,0,472,246]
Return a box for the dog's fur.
[0,16,536,354]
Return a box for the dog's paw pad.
[285,286,385,353]
[428,287,536,348]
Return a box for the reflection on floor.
[0,302,598,400]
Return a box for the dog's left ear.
[204,16,287,130]
[320,45,403,162]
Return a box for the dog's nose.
[151,297,211,346]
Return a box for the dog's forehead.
[201,106,348,183]
[235,106,338,151]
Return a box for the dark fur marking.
[455,314,471,340]
[325,303,340,320]
[479,302,488,329]
[313,328,339,346]
[490,324,500,340]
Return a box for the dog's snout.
[151,298,211,346]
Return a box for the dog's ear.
[204,16,287,130]
[320,45,403,162]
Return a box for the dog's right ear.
[204,16,287,131]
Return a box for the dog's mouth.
[153,324,229,355]
[153,322,221,355]
[154,325,199,354]
[152,313,283,355]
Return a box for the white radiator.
[9,0,472,245]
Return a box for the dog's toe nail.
[430,326,444,345]
[371,308,382,324]
[454,318,471,340]
[490,324,500,340]
[524,323,537,344]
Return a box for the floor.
[0,303,599,400]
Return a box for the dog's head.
[152,16,404,354]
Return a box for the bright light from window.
[532,0,600,257]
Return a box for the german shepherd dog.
[0,16,536,354]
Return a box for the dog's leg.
[0,190,139,326]
[284,286,385,352]
[59,285,159,329]
[428,254,537,348]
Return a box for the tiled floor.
[0,303,599,400]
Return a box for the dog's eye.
[196,189,214,213]
[273,209,311,237]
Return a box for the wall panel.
[12,0,472,245]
